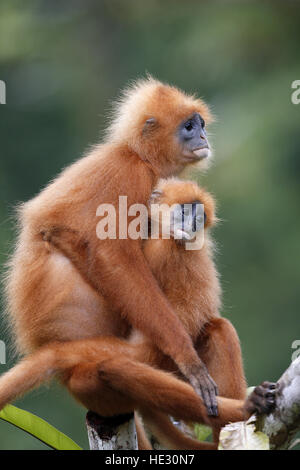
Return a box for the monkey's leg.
[152,319,276,449]
[0,339,117,411]
[134,413,153,450]
[0,335,266,450]
[195,318,277,442]
[0,343,146,450]
[0,344,80,410]
[0,337,241,425]
[140,409,217,450]
[196,318,247,401]
[195,318,246,443]
[135,318,248,451]
[80,356,249,428]
[41,227,218,416]
[68,356,246,450]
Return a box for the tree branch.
[219,357,300,450]
[86,411,138,450]
[257,356,300,449]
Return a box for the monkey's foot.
[245,381,278,415]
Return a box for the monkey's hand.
[244,381,277,416]
[183,362,219,417]
[41,226,79,243]
[40,226,90,267]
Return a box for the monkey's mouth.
[172,228,197,242]
[183,147,210,162]
[192,147,210,160]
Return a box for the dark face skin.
[178,113,210,162]
[171,201,206,242]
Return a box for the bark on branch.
[86,411,137,450]
[219,357,300,450]
[256,356,300,449]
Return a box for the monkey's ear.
[143,117,159,135]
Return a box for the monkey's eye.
[195,214,204,225]
[184,121,193,132]
[200,117,205,128]
[181,207,191,217]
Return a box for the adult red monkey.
[4,77,219,412]
[1,78,276,449]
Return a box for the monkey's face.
[141,87,213,175]
[106,78,213,177]
[177,112,210,164]
[140,104,213,177]
[170,202,206,243]
[149,178,216,245]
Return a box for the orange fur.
[1,78,250,449]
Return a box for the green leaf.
[0,404,82,450]
[194,423,212,441]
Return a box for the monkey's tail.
[0,344,81,411]
[140,409,217,450]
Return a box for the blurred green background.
[0,0,299,450]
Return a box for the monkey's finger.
[210,377,219,396]
[208,388,219,417]
[200,387,212,414]
[207,377,219,415]
[207,378,219,416]
[201,385,218,417]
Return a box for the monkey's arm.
[41,227,218,416]
[100,251,218,416]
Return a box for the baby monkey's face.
[149,179,215,246]
[171,201,206,242]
